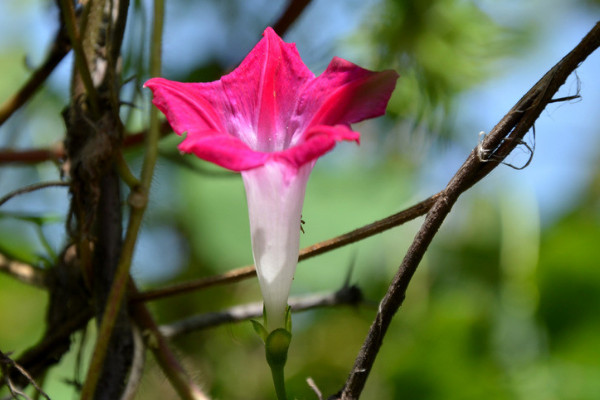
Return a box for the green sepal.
[262,303,267,327]
[284,305,292,333]
[265,328,292,370]
[251,319,268,343]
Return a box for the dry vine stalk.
[330,21,600,400]
[59,0,135,397]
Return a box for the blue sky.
[0,0,598,280]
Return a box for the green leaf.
[0,211,63,226]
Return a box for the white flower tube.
[242,161,313,331]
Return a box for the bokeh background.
[1,0,599,399]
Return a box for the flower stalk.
[253,307,293,400]
[266,329,292,400]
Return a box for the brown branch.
[0,349,51,400]
[0,145,65,166]
[298,194,440,260]
[272,0,313,37]
[0,27,70,127]
[0,181,69,207]
[159,285,363,338]
[332,21,600,400]
[133,265,256,303]
[0,121,171,166]
[133,194,438,303]
[0,252,47,288]
[129,284,211,400]
[123,120,172,148]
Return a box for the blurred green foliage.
[1,0,599,399]
[361,0,529,132]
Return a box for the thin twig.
[307,378,324,400]
[0,121,172,166]
[141,0,165,187]
[0,350,51,400]
[298,194,440,260]
[57,0,99,116]
[0,27,70,127]
[133,194,438,303]
[2,376,29,400]
[129,284,210,400]
[115,151,141,189]
[133,266,256,302]
[0,146,65,166]
[159,285,362,338]
[119,324,145,400]
[0,182,69,208]
[123,120,173,148]
[333,21,600,400]
[0,253,47,288]
[272,0,313,36]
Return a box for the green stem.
[116,151,141,189]
[265,329,291,400]
[130,284,209,400]
[57,0,99,116]
[34,225,57,262]
[269,364,288,400]
[141,0,164,185]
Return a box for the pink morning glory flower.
[145,27,398,332]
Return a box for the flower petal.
[220,27,314,152]
[178,130,269,171]
[291,57,398,145]
[144,77,227,136]
[272,124,360,169]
